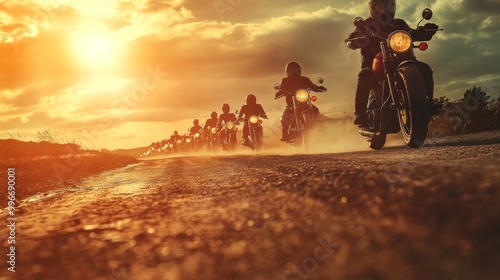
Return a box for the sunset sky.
[1,0,499,149]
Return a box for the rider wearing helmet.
[218,103,238,145]
[276,61,326,141]
[345,0,440,127]
[189,119,203,135]
[217,103,237,127]
[204,111,219,131]
[170,130,181,142]
[238,94,268,145]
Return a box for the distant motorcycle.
[181,135,192,152]
[274,77,327,149]
[203,126,219,150]
[220,118,238,151]
[346,8,442,149]
[190,131,204,151]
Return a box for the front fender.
[397,60,418,71]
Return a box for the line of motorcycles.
[142,76,328,157]
[142,7,442,156]
[143,111,264,157]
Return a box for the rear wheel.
[396,65,429,148]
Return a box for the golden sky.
[0,0,499,149]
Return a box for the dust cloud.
[144,116,406,161]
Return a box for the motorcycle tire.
[302,111,314,150]
[369,134,386,150]
[396,65,429,148]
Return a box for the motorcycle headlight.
[194,133,200,138]
[388,31,412,53]
[169,144,173,148]
[211,127,217,133]
[295,89,309,103]
[249,115,259,124]
[227,122,234,130]
[186,138,191,143]
[176,140,181,144]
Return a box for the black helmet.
[174,131,179,136]
[246,94,257,105]
[211,111,217,119]
[222,103,230,114]
[285,61,302,77]
[369,0,396,24]
[193,119,199,125]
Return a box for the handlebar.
[275,86,327,99]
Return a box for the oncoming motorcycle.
[220,119,238,151]
[237,114,267,151]
[346,8,442,150]
[274,77,327,149]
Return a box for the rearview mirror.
[422,8,433,20]
[235,110,239,115]
[273,83,281,90]
[317,77,324,84]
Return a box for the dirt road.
[2,132,500,280]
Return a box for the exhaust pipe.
[359,130,382,138]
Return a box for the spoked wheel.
[396,65,429,148]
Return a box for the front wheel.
[302,111,313,149]
[251,127,263,151]
[396,65,429,148]
[369,134,386,150]
[229,133,236,151]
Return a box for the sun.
[71,24,122,71]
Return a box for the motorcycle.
[181,135,192,152]
[203,126,220,150]
[219,116,238,151]
[190,131,204,151]
[346,8,442,150]
[274,77,327,149]
[237,114,267,151]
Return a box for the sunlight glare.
[71,23,122,71]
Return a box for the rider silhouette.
[276,61,326,141]
[217,103,237,127]
[204,111,219,130]
[218,103,238,145]
[189,119,202,135]
[345,0,440,127]
[237,94,268,145]
[170,130,181,142]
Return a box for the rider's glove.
[423,23,439,30]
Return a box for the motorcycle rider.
[203,111,219,149]
[170,131,182,150]
[237,94,268,146]
[276,61,326,141]
[217,103,238,145]
[345,0,440,127]
[189,119,203,135]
